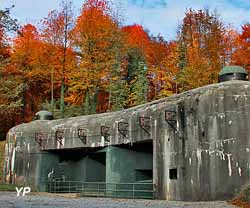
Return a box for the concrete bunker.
[5,79,250,201]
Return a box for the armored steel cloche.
[35,110,53,120]
[219,65,248,82]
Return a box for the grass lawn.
[0,141,17,191]
[0,140,5,182]
[0,183,17,191]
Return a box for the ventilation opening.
[169,168,177,180]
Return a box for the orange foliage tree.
[0,7,22,139]
[122,25,177,100]
[68,0,125,113]
[146,36,178,99]
[177,9,229,91]
[122,24,150,53]
[2,4,250,139]
[40,2,77,117]
[10,24,48,120]
[232,24,250,71]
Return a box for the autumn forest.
[0,0,249,139]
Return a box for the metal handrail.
[48,180,152,184]
[47,180,154,199]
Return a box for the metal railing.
[47,180,154,199]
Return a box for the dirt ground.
[0,191,237,208]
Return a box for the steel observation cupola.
[218,65,248,82]
[35,110,53,120]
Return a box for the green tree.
[127,49,148,107]
[109,66,129,111]
[84,90,92,115]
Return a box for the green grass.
[0,140,5,181]
[0,183,17,191]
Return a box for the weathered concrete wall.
[106,145,152,184]
[4,80,250,201]
[37,150,107,191]
[38,152,59,191]
[153,81,250,201]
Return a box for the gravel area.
[0,192,236,208]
